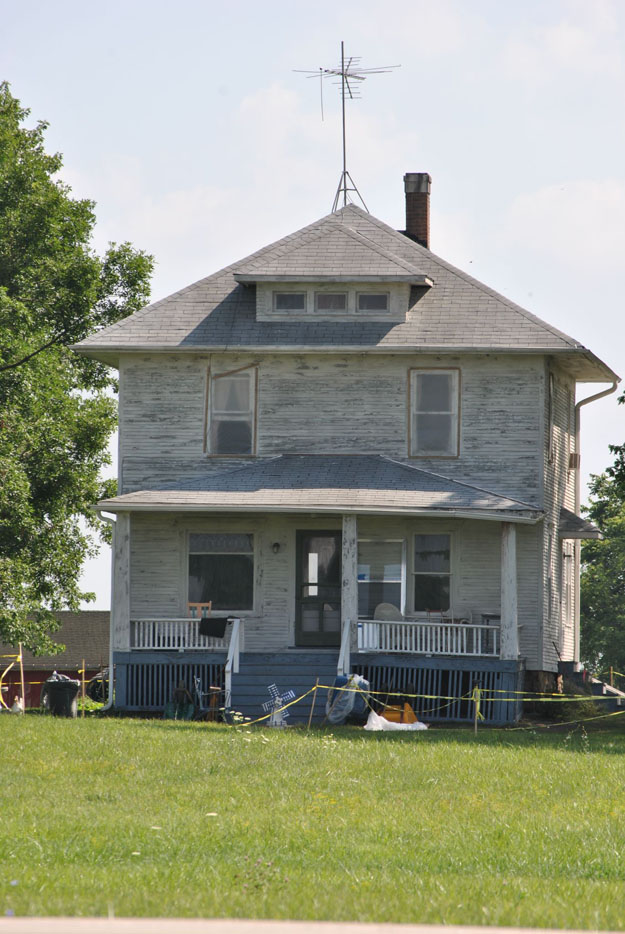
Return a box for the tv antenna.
[295,42,399,213]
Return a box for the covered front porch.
[100,454,542,721]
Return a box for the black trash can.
[42,672,80,717]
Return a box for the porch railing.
[130,618,229,651]
[357,618,500,658]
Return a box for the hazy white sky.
[2,0,624,607]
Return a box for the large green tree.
[580,391,625,676]
[0,82,152,652]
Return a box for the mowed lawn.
[2,716,625,926]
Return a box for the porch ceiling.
[96,455,542,524]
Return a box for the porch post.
[500,522,519,659]
[341,514,358,648]
[112,512,131,651]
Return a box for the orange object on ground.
[380,702,418,724]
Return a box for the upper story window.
[358,292,389,312]
[413,534,451,613]
[188,533,254,610]
[410,368,459,457]
[274,292,306,312]
[209,367,257,455]
[315,292,347,312]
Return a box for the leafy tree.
[0,82,153,653]
[580,470,625,677]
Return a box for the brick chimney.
[404,172,431,248]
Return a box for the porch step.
[232,652,339,724]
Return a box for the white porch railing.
[224,617,241,710]
[131,618,229,651]
[357,618,500,658]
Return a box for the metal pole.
[341,40,347,206]
[18,643,25,712]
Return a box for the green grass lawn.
[2,715,625,925]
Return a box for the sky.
[2,0,624,608]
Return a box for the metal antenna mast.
[295,42,399,213]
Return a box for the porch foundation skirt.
[112,651,524,725]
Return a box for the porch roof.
[96,455,542,523]
[558,506,602,539]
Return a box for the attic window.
[274,292,306,312]
[209,367,257,455]
[358,293,389,311]
[315,292,347,312]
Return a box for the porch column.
[341,514,358,643]
[500,522,519,659]
[112,512,131,651]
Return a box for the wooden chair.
[187,601,212,619]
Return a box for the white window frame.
[357,539,406,619]
[273,291,307,313]
[409,368,460,457]
[411,532,453,616]
[357,291,389,312]
[314,291,348,313]
[206,365,257,456]
[187,531,256,614]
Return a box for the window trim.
[408,367,461,458]
[357,538,406,619]
[314,291,348,313]
[205,364,258,456]
[273,291,307,312]
[356,291,390,312]
[411,531,453,616]
[187,530,257,615]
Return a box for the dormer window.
[315,292,347,312]
[274,292,306,312]
[358,292,389,312]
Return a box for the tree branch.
[0,332,66,372]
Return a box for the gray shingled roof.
[74,204,617,381]
[233,221,429,281]
[559,507,602,539]
[97,455,542,522]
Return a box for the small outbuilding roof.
[97,454,542,523]
[0,611,110,671]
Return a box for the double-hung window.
[410,369,459,456]
[357,541,403,618]
[188,533,254,611]
[413,534,451,613]
[209,367,256,455]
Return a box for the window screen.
[411,369,459,456]
[413,534,451,612]
[210,369,255,454]
[188,533,254,610]
[357,540,403,618]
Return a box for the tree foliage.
[0,82,153,652]
[580,424,625,676]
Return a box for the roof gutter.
[573,380,620,662]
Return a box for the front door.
[295,531,341,646]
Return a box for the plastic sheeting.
[364,709,429,731]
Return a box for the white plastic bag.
[364,709,428,732]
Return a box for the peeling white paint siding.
[119,352,544,504]
[542,363,578,668]
[128,513,540,655]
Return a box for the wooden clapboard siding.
[540,363,577,668]
[128,512,540,659]
[119,352,544,504]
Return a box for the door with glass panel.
[295,531,341,646]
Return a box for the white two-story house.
[75,173,618,723]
